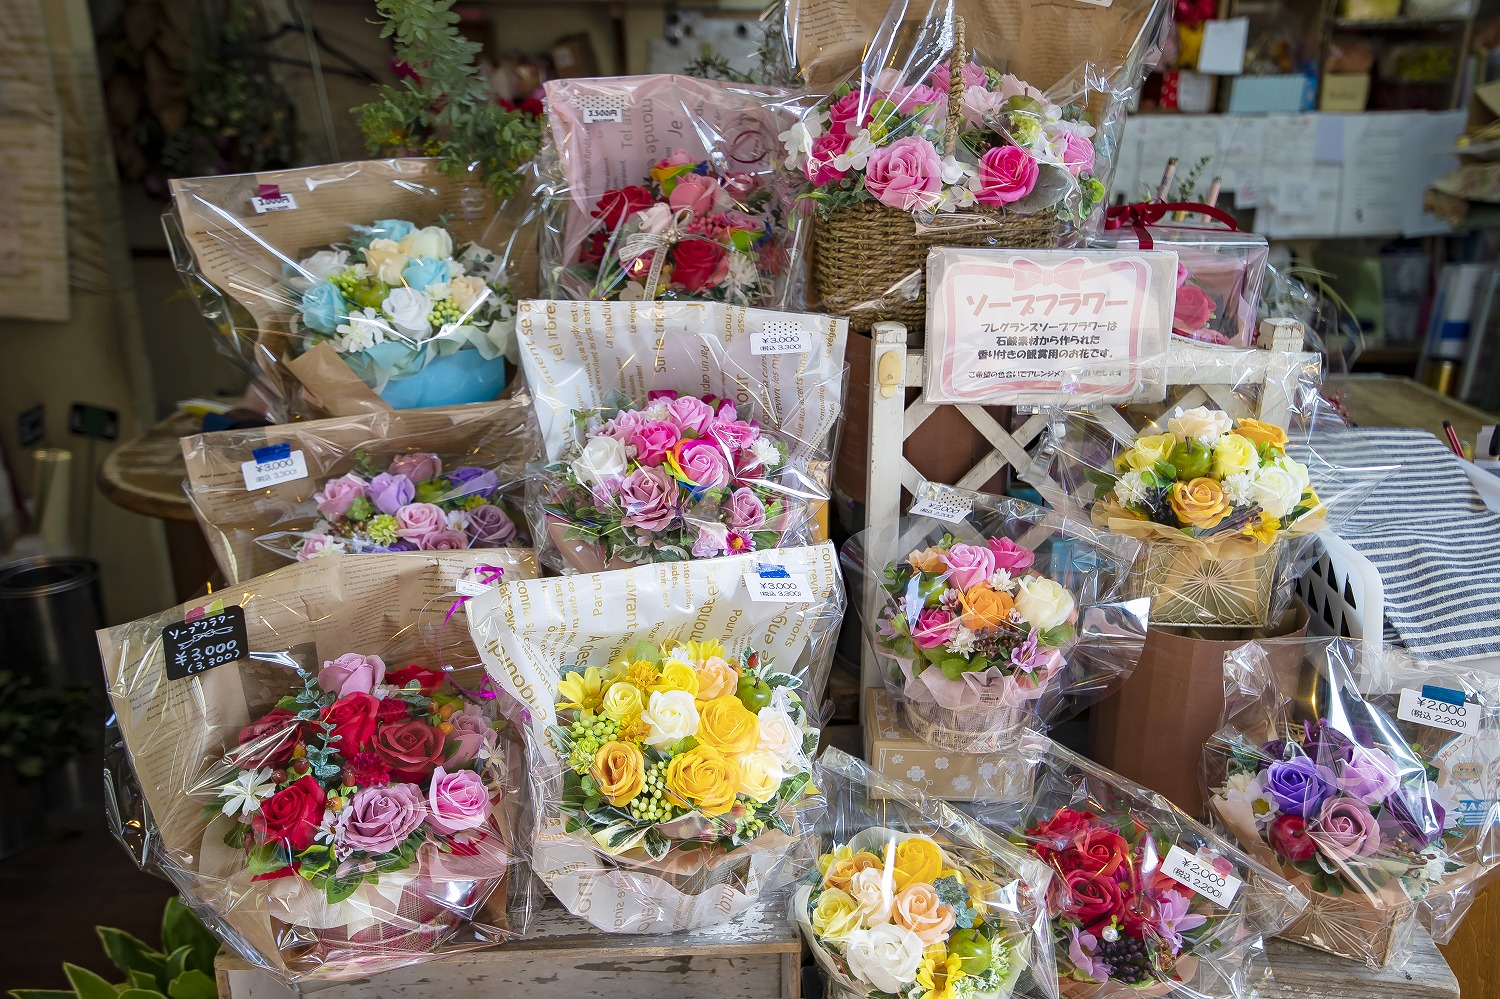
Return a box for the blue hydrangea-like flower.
[300,281,348,334]
[402,256,450,292]
[371,219,414,241]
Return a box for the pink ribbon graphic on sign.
[1010,257,1089,291]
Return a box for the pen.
[1442,420,1464,458]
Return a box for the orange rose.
[959,586,1016,632]
[694,656,740,700]
[824,851,884,891]
[592,741,645,806]
[696,695,761,756]
[1234,419,1289,449]
[908,547,947,574]
[1168,477,1232,530]
[892,882,957,946]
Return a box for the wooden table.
[95,411,217,602]
[1337,374,1499,451]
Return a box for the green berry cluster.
[328,269,361,296]
[428,297,461,328]
[566,714,620,772]
[628,761,678,822]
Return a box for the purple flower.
[448,466,499,499]
[1309,797,1382,862]
[465,504,517,545]
[1010,630,1043,673]
[388,452,442,483]
[374,540,419,553]
[1151,889,1207,952]
[726,487,766,531]
[1335,744,1402,805]
[1264,755,1338,819]
[619,466,679,532]
[1067,928,1111,983]
[691,522,729,557]
[339,783,426,855]
[1382,786,1445,850]
[368,472,416,515]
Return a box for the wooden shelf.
[1332,16,1468,29]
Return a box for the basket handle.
[944,16,967,158]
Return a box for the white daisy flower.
[1221,472,1257,506]
[948,626,978,655]
[988,569,1017,592]
[218,768,277,818]
[1113,469,1150,507]
[750,438,781,469]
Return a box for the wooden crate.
[215,896,801,999]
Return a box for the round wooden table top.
[96,411,202,522]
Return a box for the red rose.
[1268,814,1317,862]
[592,185,655,230]
[1173,284,1217,335]
[372,718,447,782]
[386,665,446,694]
[232,708,301,769]
[1027,807,1097,864]
[1059,826,1132,878]
[671,240,730,294]
[1055,869,1126,928]
[376,697,412,723]
[320,692,379,756]
[579,231,610,265]
[251,775,326,852]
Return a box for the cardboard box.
[1321,72,1371,111]
[864,689,1029,802]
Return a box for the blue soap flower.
[371,219,415,242]
[402,256,450,292]
[300,281,347,334]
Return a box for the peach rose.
[694,656,740,701]
[908,547,947,574]
[1235,418,1289,449]
[824,851,884,891]
[892,882,957,946]
[1169,477,1233,530]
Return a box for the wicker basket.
[1132,539,1280,630]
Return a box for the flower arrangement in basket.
[288,451,523,560]
[565,149,786,305]
[293,219,516,408]
[538,389,805,571]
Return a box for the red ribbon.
[1104,202,1240,250]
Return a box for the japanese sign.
[923,248,1177,405]
[163,606,248,680]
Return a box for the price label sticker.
[164,606,249,680]
[745,570,814,602]
[1161,844,1242,908]
[909,492,974,524]
[241,444,308,489]
[251,193,298,213]
[751,322,814,356]
[1398,687,1481,735]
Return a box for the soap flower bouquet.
[292,451,523,560]
[568,149,785,305]
[538,389,807,571]
[1172,264,1230,346]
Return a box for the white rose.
[737,750,786,803]
[449,274,490,314]
[844,924,925,993]
[641,689,699,749]
[636,203,674,236]
[1167,406,1235,444]
[1249,462,1305,519]
[299,249,349,282]
[569,435,628,488]
[382,286,433,335]
[847,868,894,926]
[756,704,805,768]
[398,225,454,260]
[1013,576,1076,631]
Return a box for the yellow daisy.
[677,639,726,665]
[556,666,613,713]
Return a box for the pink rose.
[395,502,448,546]
[666,395,715,435]
[422,529,470,551]
[297,533,342,561]
[445,708,498,768]
[805,130,853,186]
[929,61,989,94]
[317,652,387,697]
[388,453,442,483]
[465,504,517,545]
[426,766,491,835]
[913,608,960,650]
[630,420,681,465]
[658,149,693,169]
[941,543,997,590]
[1057,131,1096,177]
[340,783,426,855]
[1309,797,1382,863]
[997,74,1044,103]
[706,417,761,452]
[1173,285,1217,334]
[619,465,679,532]
[313,473,366,519]
[886,83,944,115]
[975,145,1039,206]
[721,209,765,234]
[727,487,767,531]
[863,136,944,212]
[986,537,1036,573]
[668,173,723,216]
[600,408,650,443]
[667,439,732,490]
[827,92,871,135]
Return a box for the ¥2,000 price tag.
[745,571,814,602]
[1398,687,1481,735]
[164,606,248,680]
[1161,844,1242,908]
[241,445,308,489]
[909,493,974,524]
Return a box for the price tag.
[251,193,298,213]
[163,606,249,680]
[240,444,308,489]
[1398,687,1481,735]
[745,568,814,602]
[577,96,625,124]
[751,322,813,356]
[909,492,974,524]
[454,577,491,597]
[1161,844,1242,907]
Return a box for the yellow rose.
[1168,477,1232,530]
[652,662,700,697]
[694,656,740,700]
[599,681,646,723]
[819,844,851,877]
[1117,433,1177,473]
[696,695,761,756]
[824,850,884,891]
[1235,418,1289,450]
[737,749,787,803]
[1212,433,1259,478]
[893,836,945,892]
[592,741,645,806]
[665,745,741,816]
[908,547,947,574]
[959,586,1015,633]
[810,887,864,944]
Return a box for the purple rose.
[388,452,442,483]
[422,528,470,551]
[340,783,426,855]
[426,766,490,835]
[666,396,715,435]
[619,465,679,532]
[448,466,499,499]
[465,504,517,545]
[1382,786,1446,851]
[445,708,498,768]
[368,472,416,515]
[630,420,681,466]
[727,487,766,531]
[1309,797,1382,862]
[986,537,1036,573]
[667,439,732,490]
[1335,744,1402,805]
[941,543,996,591]
[1265,755,1338,819]
[374,540,418,553]
[313,472,366,519]
[396,502,447,546]
[317,652,386,697]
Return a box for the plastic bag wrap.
[841,483,1150,753]
[536,75,805,308]
[969,734,1307,999]
[514,299,846,573]
[97,552,541,984]
[468,544,844,932]
[797,747,1058,999]
[168,159,524,419]
[183,400,539,585]
[1203,638,1500,966]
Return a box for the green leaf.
[162,946,191,986]
[244,842,289,876]
[1039,624,1075,647]
[62,965,120,999]
[324,876,364,906]
[127,971,159,992]
[643,828,671,861]
[938,658,972,681]
[96,927,165,983]
[9,991,79,999]
[162,899,218,976]
[220,822,251,851]
[117,992,166,999]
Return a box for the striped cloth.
[1299,428,1500,660]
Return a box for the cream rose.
[810,887,864,944]
[449,274,490,314]
[1014,576,1076,631]
[600,682,645,723]
[844,924,926,994]
[1168,406,1234,444]
[382,286,433,335]
[641,689,699,749]
[1250,458,1309,519]
[1212,433,1260,478]
[891,882,957,946]
[365,238,410,285]
[398,225,454,260]
[847,867,895,926]
[299,249,349,282]
[737,749,787,803]
[570,435,628,487]
[756,704,806,768]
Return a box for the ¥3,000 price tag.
[910,492,974,524]
[1161,844,1242,908]
[1398,687,1481,735]
[745,571,814,602]
[241,444,308,489]
[751,322,814,356]
[164,606,248,680]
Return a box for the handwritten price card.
[924,248,1178,406]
